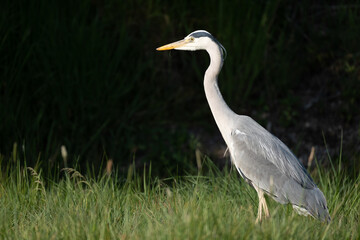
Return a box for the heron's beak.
[156,39,190,51]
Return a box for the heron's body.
[157,30,330,223]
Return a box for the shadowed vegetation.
[1,0,360,176]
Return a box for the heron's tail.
[292,187,331,223]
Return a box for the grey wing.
[228,117,331,221]
[229,116,315,190]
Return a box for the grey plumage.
[157,30,331,223]
[229,116,330,222]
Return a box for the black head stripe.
[189,31,212,39]
[189,31,226,61]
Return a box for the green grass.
[0,159,358,239]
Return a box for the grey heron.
[157,30,330,223]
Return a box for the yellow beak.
[156,39,189,51]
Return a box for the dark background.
[1,0,359,177]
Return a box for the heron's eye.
[190,37,195,41]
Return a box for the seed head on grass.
[27,167,46,195]
[61,145,68,167]
[61,168,91,188]
[62,168,84,179]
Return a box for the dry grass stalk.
[195,149,202,172]
[308,146,315,168]
[106,159,113,175]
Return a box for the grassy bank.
[0,158,358,239]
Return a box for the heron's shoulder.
[230,115,316,189]
[236,115,254,123]
[233,115,269,136]
[234,115,257,126]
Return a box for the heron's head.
[157,30,226,59]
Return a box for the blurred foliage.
[0,0,359,176]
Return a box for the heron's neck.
[204,42,235,137]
